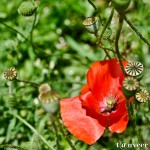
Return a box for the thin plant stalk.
[87,0,102,23]
[0,22,28,40]
[16,78,39,87]
[0,144,27,150]
[123,15,150,47]
[98,7,114,41]
[8,110,55,150]
[53,115,77,150]
[115,16,126,75]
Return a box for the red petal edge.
[108,114,128,133]
[60,96,106,145]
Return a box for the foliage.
[0,0,150,150]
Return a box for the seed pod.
[38,90,59,113]
[135,89,150,103]
[112,0,131,12]
[38,83,51,94]
[18,1,37,17]
[122,76,139,97]
[83,17,99,34]
[4,67,17,81]
[125,61,144,81]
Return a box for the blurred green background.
[0,0,150,150]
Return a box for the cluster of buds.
[38,83,59,113]
[122,61,149,103]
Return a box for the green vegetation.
[0,0,150,149]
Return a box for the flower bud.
[18,1,37,17]
[112,0,131,12]
[83,17,99,34]
[125,61,144,81]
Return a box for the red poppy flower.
[60,59,129,145]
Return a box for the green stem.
[51,116,61,150]
[54,115,76,150]
[16,78,39,87]
[96,42,112,59]
[98,7,114,41]
[30,12,37,46]
[0,22,28,40]
[8,110,55,150]
[115,16,126,75]
[123,15,150,47]
[0,144,27,150]
[87,0,102,23]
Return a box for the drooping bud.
[122,76,139,97]
[125,61,144,81]
[83,17,99,34]
[18,1,37,17]
[4,67,17,81]
[135,89,150,103]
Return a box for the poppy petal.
[60,96,106,145]
[87,59,128,100]
[108,114,128,133]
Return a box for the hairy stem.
[123,15,150,47]
[16,78,39,87]
[99,7,114,41]
[0,22,28,40]
[54,115,77,150]
[115,16,126,75]
[30,12,37,46]
[88,0,102,23]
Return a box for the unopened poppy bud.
[4,67,17,81]
[112,0,131,12]
[135,89,150,103]
[38,90,59,113]
[125,61,144,81]
[122,76,139,97]
[83,17,99,34]
[18,1,37,17]
[102,27,112,40]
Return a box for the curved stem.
[53,115,77,150]
[30,12,37,46]
[115,16,126,75]
[98,7,114,41]
[123,15,150,47]
[87,0,102,23]
[51,116,61,150]
[16,78,39,87]
[96,42,112,59]
[8,110,55,150]
[0,22,28,40]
